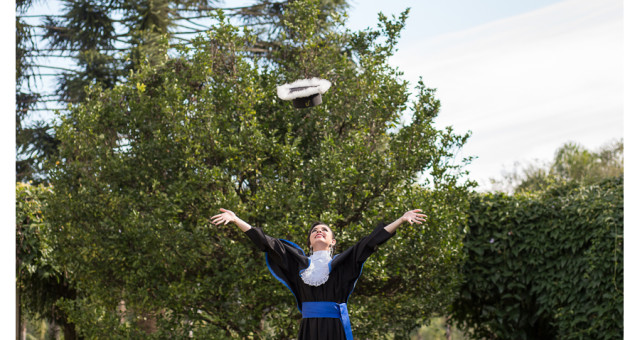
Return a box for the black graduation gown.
[244,223,395,340]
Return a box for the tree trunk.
[445,315,452,340]
[119,299,160,334]
[136,311,158,334]
[48,319,61,340]
[60,319,77,340]
[17,259,23,340]
[19,322,26,340]
[118,299,127,324]
[17,283,26,340]
[16,285,19,340]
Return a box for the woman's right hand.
[210,208,238,226]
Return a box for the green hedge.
[452,177,623,339]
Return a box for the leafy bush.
[17,182,79,339]
[453,177,623,339]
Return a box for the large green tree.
[46,1,473,338]
[16,0,349,182]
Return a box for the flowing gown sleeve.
[330,222,396,299]
[244,227,309,310]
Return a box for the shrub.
[453,177,623,340]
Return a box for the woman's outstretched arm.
[331,209,426,282]
[210,208,307,269]
[384,209,427,233]
[210,208,252,232]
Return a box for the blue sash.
[301,301,353,340]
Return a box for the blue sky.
[346,0,566,38]
[346,0,623,190]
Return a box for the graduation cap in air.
[277,78,332,109]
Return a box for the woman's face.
[309,224,336,251]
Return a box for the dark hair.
[307,221,335,249]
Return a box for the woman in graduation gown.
[211,208,426,340]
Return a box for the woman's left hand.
[401,209,427,225]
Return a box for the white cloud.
[392,0,623,189]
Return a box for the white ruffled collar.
[300,250,332,286]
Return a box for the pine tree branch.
[18,107,68,112]
[26,54,76,58]
[20,23,69,30]
[174,6,253,12]
[17,14,66,18]
[32,47,130,52]
[171,36,193,42]
[173,23,210,31]
[172,29,211,35]
[181,18,212,29]
[30,65,79,73]
[20,98,73,103]
[172,14,220,20]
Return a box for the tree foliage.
[16,182,79,339]
[16,0,60,182]
[490,140,623,194]
[17,0,215,182]
[16,0,349,182]
[453,177,623,340]
[45,1,473,338]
